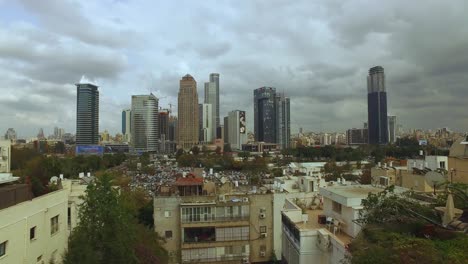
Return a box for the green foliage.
[223,143,232,153]
[64,174,138,264]
[64,174,168,264]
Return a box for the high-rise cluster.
[253,87,291,149]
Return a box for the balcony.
[181,215,250,224]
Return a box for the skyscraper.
[177,74,199,149]
[122,109,132,142]
[131,94,159,152]
[76,83,99,145]
[253,87,291,149]
[388,115,397,144]
[367,66,388,144]
[254,87,276,143]
[205,73,220,138]
[227,110,247,150]
[276,93,291,149]
[198,103,213,143]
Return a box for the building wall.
[178,75,199,149]
[76,83,99,145]
[227,110,246,150]
[131,95,159,152]
[448,157,468,184]
[154,197,181,263]
[199,103,213,143]
[204,81,218,139]
[322,198,361,238]
[0,140,11,173]
[254,87,276,143]
[0,189,68,264]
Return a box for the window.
[260,226,267,233]
[0,241,6,257]
[332,201,342,214]
[30,226,36,240]
[164,210,172,218]
[440,161,446,169]
[68,207,71,228]
[165,230,173,239]
[50,215,59,235]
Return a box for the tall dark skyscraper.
[76,83,99,145]
[254,87,276,143]
[367,66,388,144]
[253,87,291,148]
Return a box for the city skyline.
[1,1,468,136]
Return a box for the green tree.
[223,143,232,153]
[64,174,138,264]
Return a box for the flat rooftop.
[322,185,383,199]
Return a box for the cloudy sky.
[1,0,467,138]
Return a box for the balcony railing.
[182,254,247,263]
[181,215,249,224]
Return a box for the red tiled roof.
[175,174,203,186]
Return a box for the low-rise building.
[448,137,468,184]
[0,175,87,264]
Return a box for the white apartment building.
[281,184,397,264]
[407,156,448,172]
[0,140,11,173]
[0,175,87,264]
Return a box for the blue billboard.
[76,145,104,155]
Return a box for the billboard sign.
[239,111,246,134]
[76,145,104,155]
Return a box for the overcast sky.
[1,0,467,138]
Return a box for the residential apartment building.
[0,140,11,173]
[154,184,274,264]
[0,175,87,264]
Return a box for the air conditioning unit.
[243,197,249,202]
[259,213,266,219]
[219,194,226,202]
[260,232,267,238]
[260,251,266,257]
[260,207,266,213]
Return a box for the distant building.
[367,66,388,144]
[122,109,132,142]
[159,110,170,152]
[37,128,45,140]
[276,93,291,149]
[198,103,213,143]
[253,87,291,149]
[204,73,219,139]
[254,87,277,144]
[131,94,159,152]
[388,115,397,144]
[346,128,368,145]
[4,128,17,142]
[223,116,229,145]
[227,110,247,150]
[168,116,177,142]
[448,137,468,184]
[242,142,279,153]
[76,83,99,145]
[0,140,11,173]
[177,74,199,149]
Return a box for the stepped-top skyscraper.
[131,94,159,152]
[205,73,220,138]
[178,74,199,149]
[367,66,388,144]
[253,87,291,149]
[76,83,99,145]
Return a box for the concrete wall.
[249,193,274,263]
[154,197,181,263]
[0,189,68,264]
[448,157,468,184]
[322,198,361,238]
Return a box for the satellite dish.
[50,176,59,184]
[425,171,445,185]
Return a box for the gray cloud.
[1,0,468,137]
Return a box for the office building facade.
[76,83,99,145]
[367,66,388,144]
[276,93,291,149]
[227,110,247,150]
[253,87,291,149]
[131,94,159,152]
[254,87,277,143]
[122,109,132,142]
[388,115,397,144]
[198,103,213,143]
[178,74,199,149]
[204,75,219,139]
